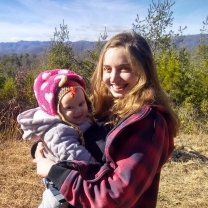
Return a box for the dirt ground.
[0,134,208,208]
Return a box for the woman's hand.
[33,142,55,178]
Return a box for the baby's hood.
[17,107,61,140]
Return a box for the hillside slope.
[0,34,207,57]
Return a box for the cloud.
[0,0,146,41]
[0,21,52,42]
[0,0,207,42]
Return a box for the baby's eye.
[79,101,85,107]
[67,106,73,110]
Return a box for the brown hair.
[90,31,180,136]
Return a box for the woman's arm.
[35,109,174,208]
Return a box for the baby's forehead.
[67,80,80,86]
[59,87,86,107]
[56,80,84,100]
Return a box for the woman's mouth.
[111,84,127,92]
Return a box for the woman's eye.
[121,66,130,72]
[103,66,111,73]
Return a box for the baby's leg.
[38,188,69,208]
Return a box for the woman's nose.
[110,69,119,83]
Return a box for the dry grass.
[0,140,44,208]
[0,134,208,208]
[158,134,208,208]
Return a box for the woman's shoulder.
[114,105,172,132]
[133,105,171,121]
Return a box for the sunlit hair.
[90,31,179,136]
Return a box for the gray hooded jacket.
[17,107,92,162]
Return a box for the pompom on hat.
[33,69,86,116]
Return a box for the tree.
[82,27,108,72]
[200,16,208,34]
[40,20,76,70]
[133,0,186,55]
[0,61,6,88]
[76,27,108,91]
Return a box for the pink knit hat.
[33,69,86,116]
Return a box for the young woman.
[33,31,180,208]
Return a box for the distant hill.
[0,41,51,56]
[0,40,97,58]
[173,34,208,50]
[0,34,207,57]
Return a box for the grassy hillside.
[0,134,208,207]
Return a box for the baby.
[17,69,95,208]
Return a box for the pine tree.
[40,20,75,70]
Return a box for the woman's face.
[102,47,139,98]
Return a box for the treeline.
[0,0,207,139]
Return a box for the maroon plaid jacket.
[48,105,174,208]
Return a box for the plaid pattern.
[48,105,174,208]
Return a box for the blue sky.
[0,0,207,42]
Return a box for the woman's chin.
[110,91,125,98]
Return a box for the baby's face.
[59,88,89,125]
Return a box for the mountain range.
[0,40,97,57]
[0,34,207,57]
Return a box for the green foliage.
[0,70,36,104]
[51,19,70,44]
[0,77,17,100]
[176,48,193,103]
[1,6,208,135]
[156,44,208,132]
[178,96,199,133]
[191,44,208,102]
[157,47,195,106]
[78,28,108,91]
[157,48,181,101]
[15,70,37,105]
[201,99,208,115]
[133,0,177,54]
[200,16,208,34]
[132,1,208,132]
[0,53,39,106]
[176,42,208,132]
[0,61,6,88]
[0,53,40,78]
[44,42,74,69]
[40,20,75,70]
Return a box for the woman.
[33,31,180,208]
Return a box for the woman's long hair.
[90,31,180,136]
